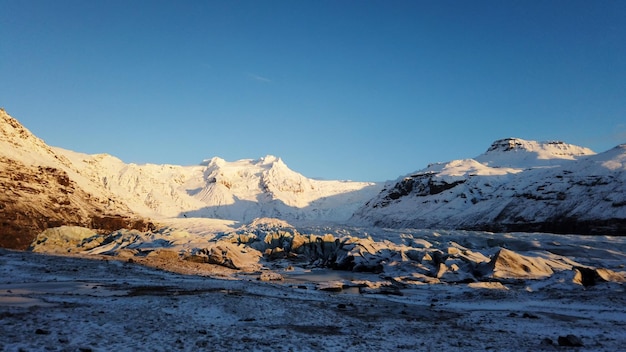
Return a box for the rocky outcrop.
[26,221,626,291]
[0,109,152,249]
[371,173,466,208]
[479,248,554,279]
[572,266,626,286]
[484,138,594,158]
[189,242,262,271]
[0,156,152,249]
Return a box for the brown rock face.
[0,156,152,250]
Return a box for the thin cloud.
[246,73,272,83]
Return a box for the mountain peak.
[257,155,282,165]
[1,109,38,144]
[477,138,595,168]
[486,138,533,152]
[485,138,594,156]
[0,110,72,167]
[200,156,226,167]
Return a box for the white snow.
[475,138,596,168]
[4,222,626,351]
[354,137,626,230]
[1,108,383,225]
[52,148,383,223]
[2,110,626,350]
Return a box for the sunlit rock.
[483,248,554,279]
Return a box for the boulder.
[484,248,553,279]
[30,226,96,253]
[259,271,284,281]
[573,266,626,286]
[558,334,583,347]
[202,242,262,271]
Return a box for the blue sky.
[1,0,625,181]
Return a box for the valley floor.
[1,248,625,352]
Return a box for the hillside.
[353,138,626,235]
[0,109,381,249]
[2,108,625,241]
[54,148,382,224]
[0,109,151,249]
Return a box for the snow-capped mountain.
[353,138,626,235]
[474,138,595,167]
[55,148,382,223]
[3,107,625,241]
[0,109,151,249]
[0,109,382,248]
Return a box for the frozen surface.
[2,247,625,351]
[6,221,626,351]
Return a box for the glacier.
[2,109,626,351]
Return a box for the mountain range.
[353,138,626,234]
[1,108,625,248]
[0,109,379,248]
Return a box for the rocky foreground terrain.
[2,226,626,351]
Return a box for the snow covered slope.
[55,149,382,223]
[0,109,381,229]
[353,138,626,235]
[4,108,624,238]
[0,109,151,249]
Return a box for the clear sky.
[1,0,625,181]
